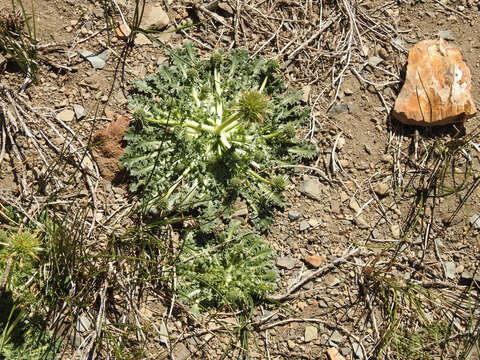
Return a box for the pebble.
[73,104,85,119]
[336,136,345,151]
[78,49,110,69]
[134,33,152,45]
[330,103,349,115]
[444,261,456,279]
[288,210,302,221]
[470,215,480,230]
[349,198,361,213]
[287,339,296,350]
[276,257,297,270]
[305,254,326,268]
[368,56,383,67]
[299,220,310,231]
[391,224,401,239]
[330,330,344,343]
[57,109,75,122]
[355,216,369,229]
[115,23,131,40]
[374,183,389,196]
[140,5,170,30]
[93,7,104,18]
[74,314,92,332]
[304,325,318,342]
[438,30,454,40]
[352,342,365,359]
[327,347,346,360]
[460,271,480,283]
[299,176,324,201]
[84,20,93,31]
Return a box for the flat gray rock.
[73,104,85,119]
[330,330,344,343]
[78,49,110,69]
[299,220,310,231]
[445,261,456,279]
[352,342,365,359]
[140,5,170,30]
[470,215,480,230]
[288,210,302,221]
[299,176,323,201]
[276,257,297,270]
[304,325,318,342]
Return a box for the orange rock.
[115,23,131,40]
[393,39,476,126]
[327,347,346,360]
[305,254,326,268]
[92,115,130,182]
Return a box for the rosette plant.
[122,43,315,230]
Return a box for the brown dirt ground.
[1,0,480,359]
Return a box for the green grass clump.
[0,228,61,359]
[0,0,38,83]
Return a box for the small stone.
[461,271,473,281]
[304,325,318,342]
[287,339,296,350]
[327,348,346,360]
[368,56,383,67]
[140,5,170,30]
[115,23,131,40]
[299,176,324,201]
[355,216,369,229]
[276,257,297,270]
[445,261,456,279]
[300,220,310,231]
[438,30,454,40]
[288,210,302,221]
[93,7,104,18]
[84,20,93,31]
[78,49,110,69]
[172,343,190,360]
[391,224,401,239]
[57,109,75,122]
[330,330,344,343]
[352,342,365,359]
[374,183,390,196]
[302,85,311,102]
[381,154,393,164]
[74,314,92,332]
[470,215,480,230]
[305,254,326,268]
[336,136,345,151]
[73,104,85,119]
[134,33,152,45]
[349,198,360,213]
[393,39,476,126]
[330,103,349,115]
